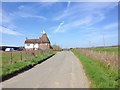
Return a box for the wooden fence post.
[10,52,12,64]
[25,51,27,60]
[21,52,22,61]
[37,50,39,57]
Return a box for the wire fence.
[76,48,118,67]
[1,50,51,68]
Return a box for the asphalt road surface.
[2,51,90,88]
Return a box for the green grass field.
[90,47,118,55]
[72,49,119,88]
[0,51,55,78]
[0,50,43,67]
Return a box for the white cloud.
[53,2,117,33]
[67,1,71,8]
[9,5,47,20]
[18,5,25,9]
[0,26,22,35]
[10,10,47,20]
[2,10,18,30]
[35,0,59,2]
[103,23,118,30]
[2,0,119,2]
[54,21,64,33]
[54,2,117,21]
[2,10,20,36]
[53,13,105,33]
[2,11,13,25]
[82,30,118,47]
[54,1,71,20]
[17,12,47,20]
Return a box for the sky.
[0,1,118,48]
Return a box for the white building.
[24,31,51,50]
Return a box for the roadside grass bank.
[1,52,55,81]
[90,47,118,55]
[1,50,44,67]
[72,49,119,88]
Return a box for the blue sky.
[0,2,118,48]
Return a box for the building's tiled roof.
[25,33,50,43]
[41,33,50,43]
[25,39,41,43]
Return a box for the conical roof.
[41,33,50,43]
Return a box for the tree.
[52,45,62,51]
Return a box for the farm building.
[24,31,51,50]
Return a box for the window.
[27,44,30,46]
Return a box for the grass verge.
[0,52,55,81]
[72,49,119,88]
[90,47,118,55]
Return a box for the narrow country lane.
[2,51,90,88]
